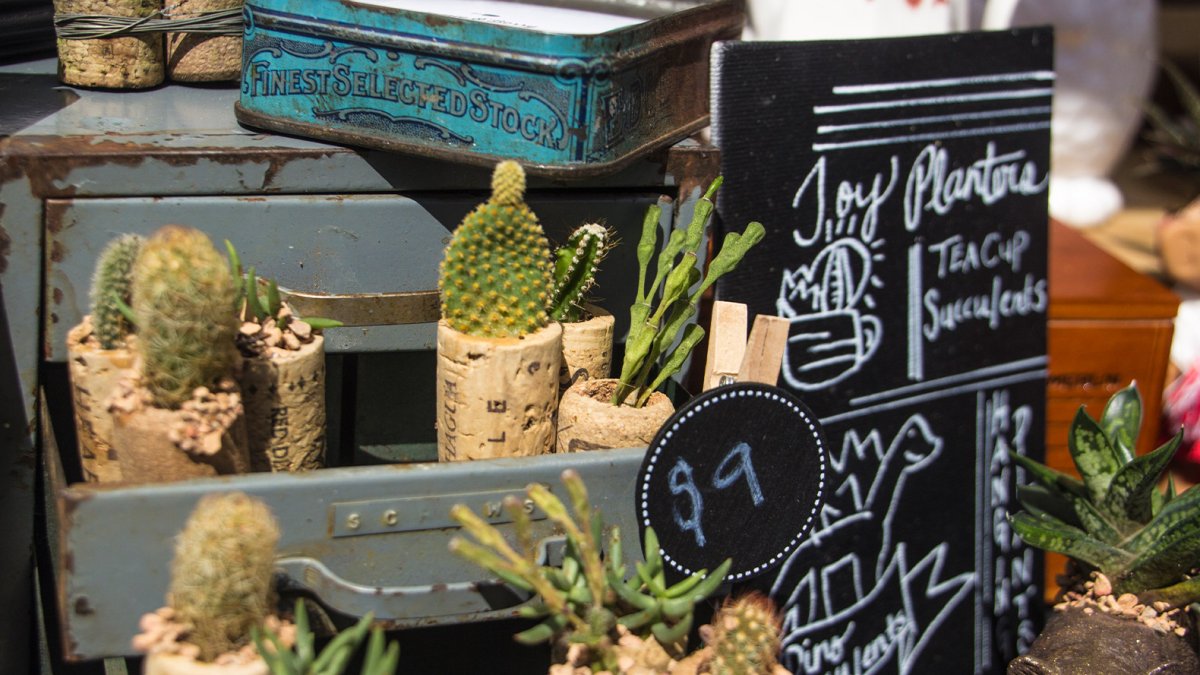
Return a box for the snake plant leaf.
[1100,383,1142,464]
[1070,491,1123,543]
[1009,512,1134,572]
[1118,524,1200,595]
[1153,474,1178,517]
[1016,484,1081,528]
[1102,431,1181,526]
[1068,407,1123,504]
[1117,489,1200,592]
[1009,450,1088,499]
[1122,484,1200,556]
[1136,574,1200,610]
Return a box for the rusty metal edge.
[235,103,710,180]
[279,287,441,327]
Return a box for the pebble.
[1092,574,1112,597]
[290,319,312,340]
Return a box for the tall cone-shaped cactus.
[132,226,238,408]
[550,223,613,323]
[89,234,143,349]
[168,492,280,662]
[1009,383,1200,607]
[439,161,554,338]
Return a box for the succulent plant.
[254,600,399,675]
[225,240,343,333]
[132,226,238,408]
[449,469,728,671]
[1009,383,1200,609]
[614,177,765,407]
[168,492,281,662]
[88,233,143,349]
[550,223,614,323]
[1143,60,1200,176]
[705,592,784,675]
[438,161,554,338]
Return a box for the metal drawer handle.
[277,287,441,327]
[274,537,564,622]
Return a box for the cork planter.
[238,333,326,472]
[144,653,268,675]
[65,317,135,482]
[436,320,561,461]
[559,305,615,388]
[166,0,242,82]
[111,380,251,483]
[556,378,674,453]
[54,0,165,88]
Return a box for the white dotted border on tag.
[639,386,827,581]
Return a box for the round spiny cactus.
[132,226,238,408]
[168,492,280,662]
[708,592,783,675]
[89,234,143,349]
[439,161,553,338]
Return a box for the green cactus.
[449,470,728,670]
[706,592,783,675]
[132,226,238,408]
[438,161,554,338]
[1009,383,1200,608]
[225,239,344,332]
[614,177,765,407]
[88,234,143,349]
[168,492,280,663]
[254,600,399,675]
[549,223,614,323]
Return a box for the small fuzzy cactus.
[550,223,614,323]
[439,161,554,338]
[132,226,238,408]
[88,234,143,349]
[706,592,784,675]
[168,492,280,662]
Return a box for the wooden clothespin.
[702,301,790,390]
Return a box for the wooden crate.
[1042,221,1179,598]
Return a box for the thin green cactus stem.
[89,234,143,349]
[550,223,613,323]
[439,161,554,338]
[614,177,765,407]
[132,226,238,408]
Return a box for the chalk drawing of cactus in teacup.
[778,237,885,391]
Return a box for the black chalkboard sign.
[637,383,827,582]
[712,29,1051,673]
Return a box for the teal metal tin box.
[235,0,742,177]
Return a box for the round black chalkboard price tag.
[637,382,827,582]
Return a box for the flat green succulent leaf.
[1070,492,1123,543]
[1016,484,1081,527]
[515,616,564,645]
[1102,431,1181,526]
[1100,383,1142,464]
[650,611,693,646]
[1068,407,1124,504]
[1009,449,1088,499]
[1009,512,1134,572]
[1122,484,1200,556]
[1137,575,1200,610]
[1117,489,1200,591]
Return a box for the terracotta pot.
[113,385,251,483]
[556,378,674,453]
[436,320,561,461]
[54,0,165,89]
[145,653,267,675]
[166,0,242,82]
[66,318,135,482]
[1008,607,1199,674]
[559,305,615,388]
[239,335,326,472]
